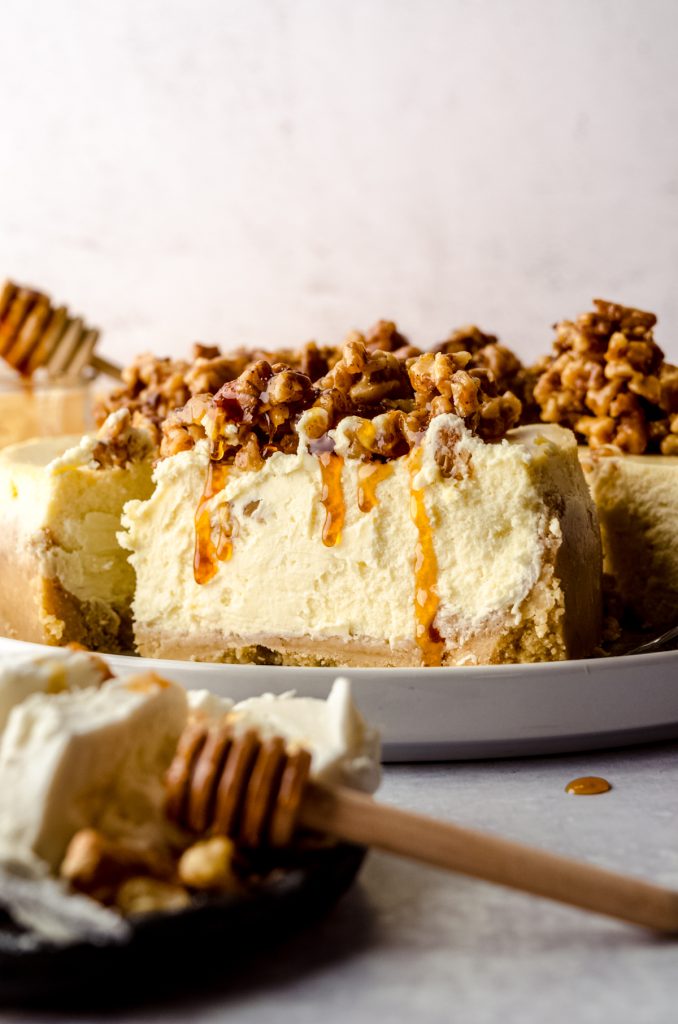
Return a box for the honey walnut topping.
[88,409,154,468]
[95,346,259,444]
[533,300,678,454]
[161,328,523,471]
[435,325,526,398]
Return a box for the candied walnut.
[115,876,190,915]
[436,324,499,357]
[192,342,221,361]
[60,828,175,902]
[433,421,473,480]
[234,432,265,471]
[317,338,411,411]
[660,362,678,410]
[364,319,411,353]
[160,321,523,470]
[532,299,678,454]
[478,391,523,441]
[178,836,239,891]
[96,347,257,443]
[185,351,252,395]
[292,341,334,381]
[408,352,521,441]
[435,325,526,397]
[337,411,410,460]
[95,353,192,432]
[212,360,312,424]
[88,409,154,468]
[162,360,313,465]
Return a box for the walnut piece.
[178,836,239,891]
[88,408,154,468]
[115,876,190,915]
[60,828,174,899]
[532,300,678,453]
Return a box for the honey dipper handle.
[299,782,678,933]
[90,353,123,380]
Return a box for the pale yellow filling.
[121,416,597,659]
[581,449,678,627]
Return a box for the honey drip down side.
[194,462,233,584]
[409,448,444,667]
[357,462,394,513]
[318,452,345,547]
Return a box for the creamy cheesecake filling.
[581,448,678,628]
[121,416,601,666]
[0,412,154,650]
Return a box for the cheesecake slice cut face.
[122,415,602,667]
[581,449,678,629]
[0,411,154,651]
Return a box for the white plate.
[0,637,676,761]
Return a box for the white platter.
[0,637,676,762]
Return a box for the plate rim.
[0,635,676,678]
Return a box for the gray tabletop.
[9,740,678,1024]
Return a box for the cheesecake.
[580,449,678,629]
[0,409,154,651]
[121,342,602,666]
[530,299,678,628]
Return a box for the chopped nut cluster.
[532,300,678,454]
[88,408,155,468]
[160,331,523,471]
[95,346,255,446]
[100,321,527,467]
[436,325,526,397]
[59,826,242,915]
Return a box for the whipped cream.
[0,671,187,870]
[0,650,110,734]
[188,677,381,793]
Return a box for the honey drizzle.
[357,462,393,513]
[409,448,444,667]
[318,452,345,547]
[565,776,612,796]
[194,462,230,584]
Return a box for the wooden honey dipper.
[166,723,678,933]
[0,279,122,380]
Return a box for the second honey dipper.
[166,723,678,934]
[0,279,122,380]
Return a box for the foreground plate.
[0,637,676,761]
[0,843,365,1007]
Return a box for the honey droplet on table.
[357,462,393,513]
[409,448,444,667]
[318,451,345,547]
[565,776,612,796]
[194,462,229,584]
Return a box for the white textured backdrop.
[1,0,677,365]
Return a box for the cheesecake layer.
[0,418,154,651]
[581,449,678,628]
[122,415,602,666]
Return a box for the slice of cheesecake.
[0,410,154,651]
[580,449,678,629]
[121,346,602,666]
